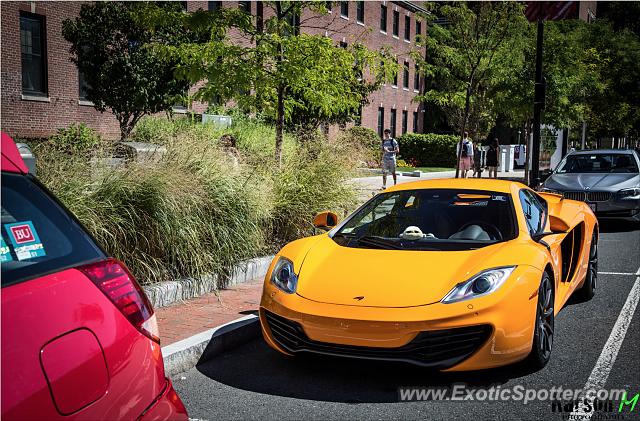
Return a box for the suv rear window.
[1,172,105,287]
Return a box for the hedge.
[397,133,460,167]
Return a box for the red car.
[1,133,188,420]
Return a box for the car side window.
[519,189,545,236]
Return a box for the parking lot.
[173,221,640,421]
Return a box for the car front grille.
[263,310,492,369]
[586,191,612,202]
[563,191,587,201]
[562,191,612,202]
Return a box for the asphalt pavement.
[173,220,640,421]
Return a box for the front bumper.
[260,265,542,371]
[552,190,640,221]
[139,379,188,421]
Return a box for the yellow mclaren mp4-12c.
[259,179,598,371]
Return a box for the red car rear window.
[1,172,105,287]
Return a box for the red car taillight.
[79,258,160,343]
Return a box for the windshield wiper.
[356,235,403,250]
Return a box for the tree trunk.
[455,84,472,178]
[275,82,285,166]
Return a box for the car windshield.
[332,189,517,251]
[556,154,639,174]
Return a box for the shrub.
[397,133,460,167]
[48,123,101,154]
[336,126,381,167]
[34,119,359,286]
[269,142,357,245]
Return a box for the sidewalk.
[349,169,526,201]
[156,278,263,346]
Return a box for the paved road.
[174,220,640,421]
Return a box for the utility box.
[116,142,166,164]
[16,143,36,175]
[202,114,232,128]
[499,145,515,173]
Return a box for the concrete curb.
[143,255,273,309]
[162,314,260,377]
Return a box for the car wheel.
[525,271,554,370]
[577,231,597,300]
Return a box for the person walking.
[457,132,473,178]
[381,128,399,189]
[486,138,500,179]
[472,143,483,178]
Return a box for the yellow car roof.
[384,178,528,194]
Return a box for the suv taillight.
[79,258,160,343]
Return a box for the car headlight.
[271,257,298,294]
[441,266,516,304]
[617,188,640,200]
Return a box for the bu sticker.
[0,237,12,263]
[4,221,46,261]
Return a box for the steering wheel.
[457,221,503,241]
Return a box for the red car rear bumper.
[140,379,188,421]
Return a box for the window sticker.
[4,221,46,261]
[0,237,12,263]
[492,195,507,202]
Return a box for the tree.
[152,1,396,165]
[415,2,527,177]
[62,2,194,140]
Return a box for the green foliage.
[148,1,397,162]
[269,144,357,245]
[47,123,101,155]
[417,2,527,140]
[396,133,460,168]
[336,126,381,166]
[34,119,359,285]
[62,2,194,139]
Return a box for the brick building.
[0,1,428,140]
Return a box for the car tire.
[525,271,554,370]
[576,231,597,301]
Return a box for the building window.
[402,110,408,134]
[392,10,399,37]
[208,1,221,12]
[20,12,47,96]
[416,20,422,37]
[404,15,410,41]
[403,61,409,89]
[239,1,251,14]
[390,109,397,137]
[78,70,90,100]
[413,111,418,132]
[340,1,348,18]
[380,4,387,32]
[377,107,385,138]
[180,1,188,11]
[286,11,300,36]
[356,1,364,23]
[414,64,420,91]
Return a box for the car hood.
[545,173,640,191]
[295,236,513,308]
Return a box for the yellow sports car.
[259,179,598,371]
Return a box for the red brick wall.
[1,1,121,139]
[1,1,428,140]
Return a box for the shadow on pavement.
[195,338,541,404]
[599,219,640,233]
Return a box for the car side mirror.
[313,211,338,231]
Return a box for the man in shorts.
[381,128,399,189]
